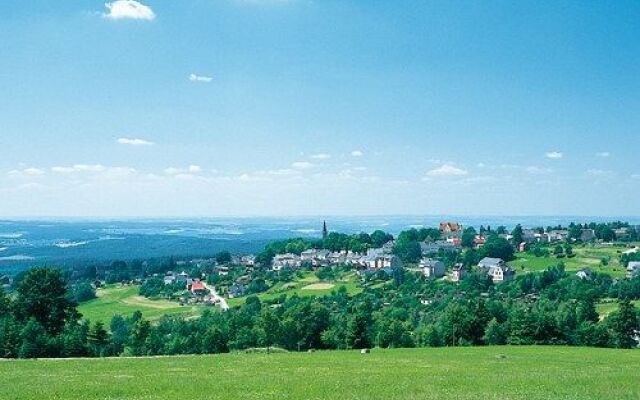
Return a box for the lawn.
[510,244,628,278]
[596,299,640,318]
[228,271,362,307]
[78,285,203,324]
[0,347,638,400]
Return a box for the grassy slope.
[228,272,362,307]
[510,245,629,278]
[0,347,638,400]
[78,285,203,324]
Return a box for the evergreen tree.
[483,318,507,345]
[605,299,639,349]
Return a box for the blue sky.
[0,1,639,217]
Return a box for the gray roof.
[420,258,443,267]
[478,257,504,267]
[628,262,640,270]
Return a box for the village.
[139,221,640,309]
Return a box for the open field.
[302,282,335,290]
[78,285,203,324]
[0,347,638,400]
[228,272,362,307]
[510,244,632,278]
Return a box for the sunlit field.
[1,347,638,400]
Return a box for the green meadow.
[227,271,362,307]
[510,244,629,278]
[78,285,203,324]
[0,347,638,400]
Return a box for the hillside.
[1,347,638,400]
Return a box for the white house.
[477,257,515,283]
[272,253,302,271]
[627,262,640,278]
[420,258,445,279]
[300,249,331,267]
[451,264,466,282]
[576,268,593,280]
[361,250,402,270]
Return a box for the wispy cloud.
[103,0,155,20]
[310,153,331,160]
[350,150,363,157]
[189,73,213,83]
[595,152,611,158]
[117,137,155,146]
[545,151,563,159]
[7,168,45,177]
[164,166,203,175]
[291,161,314,169]
[52,165,106,173]
[425,164,468,177]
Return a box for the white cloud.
[189,74,213,83]
[310,153,331,160]
[350,150,363,157]
[164,167,180,175]
[7,168,45,177]
[52,164,106,173]
[117,137,155,146]
[103,0,155,20]
[545,151,563,159]
[426,164,469,177]
[164,166,203,176]
[595,152,611,158]
[292,161,314,169]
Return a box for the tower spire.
[322,220,328,239]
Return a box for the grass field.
[0,347,638,399]
[228,272,362,307]
[510,244,629,278]
[78,285,203,324]
[596,299,640,318]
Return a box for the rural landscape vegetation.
[2,0,640,399]
[1,220,640,398]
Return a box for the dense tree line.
[1,264,639,359]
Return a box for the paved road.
[203,282,229,311]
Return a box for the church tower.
[322,221,328,239]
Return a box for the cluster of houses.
[148,222,639,304]
[161,270,216,301]
[272,244,402,275]
[417,256,515,283]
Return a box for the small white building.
[627,262,640,279]
[477,257,515,283]
[451,264,466,282]
[576,268,593,280]
[272,253,302,271]
[420,258,445,279]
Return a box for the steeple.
[322,221,328,239]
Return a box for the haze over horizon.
[1,1,639,217]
